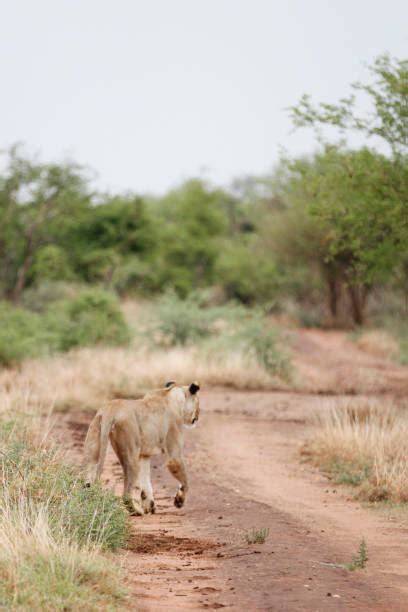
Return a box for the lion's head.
[165,381,200,427]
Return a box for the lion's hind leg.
[110,424,144,516]
[83,414,102,486]
[140,457,155,514]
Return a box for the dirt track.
[59,330,408,611]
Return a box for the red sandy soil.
[58,330,408,611]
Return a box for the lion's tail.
[83,413,113,485]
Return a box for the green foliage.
[323,459,371,486]
[216,240,280,304]
[290,54,407,155]
[31,245,75,283]
[237,314,292,380]
[146,292,218,346]
[45,289,131,351]
[143,293,292,380]
[21,281,77,313]
[0,146,91,301]
[153,179,229,296]
[0,302,50,366]
[268,146,408,324]
[0,289,130,366]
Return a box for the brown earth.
[57,330,408,611]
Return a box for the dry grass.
[0,380,128,609]
[0,494,124,610]
[303,399,408,503]
[355,330,399,360]
[295,360,388,395]
[0,345,287,413]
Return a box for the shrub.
[21,281,79,313]
[45,289,131,351]
[237,314,292,380]
[0,302,50,366]
[31,245,75,283]
[146,292,217,346]
[141,294,292,381]
[216,241,280,304]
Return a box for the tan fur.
[83,383,200,515]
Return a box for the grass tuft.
[244,527,270,544]
[346,538,368,571]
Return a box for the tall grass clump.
[303,399,408,503]
[0,415,129,609]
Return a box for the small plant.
[347,538,368,570]
[244,527,270,544]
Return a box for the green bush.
[0,289,131,366]
[237,314,292,380]
[21,281,79,313]
[45,289,131,351]
[0,302,51,366]
[31,245,75,283]
[216,241,280,304]
[146,292,217,346]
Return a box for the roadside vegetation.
[303,400,408,504]
[0,409,129,610]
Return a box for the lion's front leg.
[167,456,188,508]
[139,457,155,514]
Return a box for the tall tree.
[0,147,91,301]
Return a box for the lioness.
[83,381,200,515]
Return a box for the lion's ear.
[189,382,200,395]
[164,381,176,389]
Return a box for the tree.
[287,53,408,324]
[0,146,91,301]
[154,180,229,296]
[270,147,408,324]
[290,54,407,156]
[67,194,157,286]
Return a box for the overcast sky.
[1,0,407,194]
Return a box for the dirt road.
[59,330,408,611]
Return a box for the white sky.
[1,0,407,194]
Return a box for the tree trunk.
[11,256,33,303]
[348,284,369,326]
[327,275,340,318]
